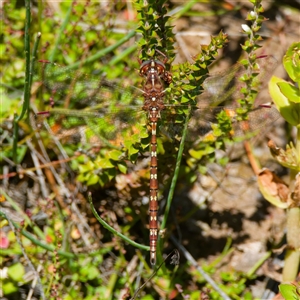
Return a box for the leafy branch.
[135,0,175,62]
[238,0,267,115]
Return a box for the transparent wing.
[159,104,281,142]
[32,56,279,149]
[196,55,277,106]
[33,107,149,149]
[33,60,144,108]
[33,103,280,150]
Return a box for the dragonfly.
[32,51,280,266]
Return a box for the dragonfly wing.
[33,107,149,149]
[157,106,224,142]
[198,55,278,106]
[158,105,281,143]
[190,105,281,140]
[33,61,143,108]
[230,105,281,137]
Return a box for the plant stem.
[247,251,272,278]
[283,126,300,281]
[157,106,191,264]
[28,32,41,119]
[48,1,73,62]
[87,192,149,251]
[12,0,31,163]
[107,258,123,300]
[50,30,136,76]
[283,207,300,281]
[19,0,31,121]
[107,44,138,66]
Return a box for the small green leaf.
[269,76,300,126]
[283,42,300,84]
[277,82,300,103]
[87,174,99,186]
[107,149,123,161]
[127,144,139,157]
[78,160,95,173]
[129,152,139,162]
[189,144,215,160]
[98,173,109,186]
[139,126,149,138]
[86,265,100,280]
[2,281,18,295]
[14,145,27,164]
[77,172,88,182]
[7,263,25,281]
[95,157,115,169]
[117,162,127,174]
[279,283,299,300]
[190,291,201,300]
[189,149,203,160]
[106,168,117,181]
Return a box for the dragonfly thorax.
[140,59,166,77]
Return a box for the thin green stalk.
[13,0,31,163]
[107,44,138,66]
[104,257,122,300]
[13,31,41,162]
[50,30,136,76]
[48,1,74,62]
[29,32,42,93]
[247,251,272,278]
[173,0,197,19]
[87,192,149,251]
[157,106,191,264]
[12,114,19,164]
[38,1,42,35]
[26,31,42,122]
[18,0,31,121]
[209,237,234,269]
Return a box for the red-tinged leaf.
[46,234,53,243]
[0,232,9,249]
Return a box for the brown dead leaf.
[257,169,289,209]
